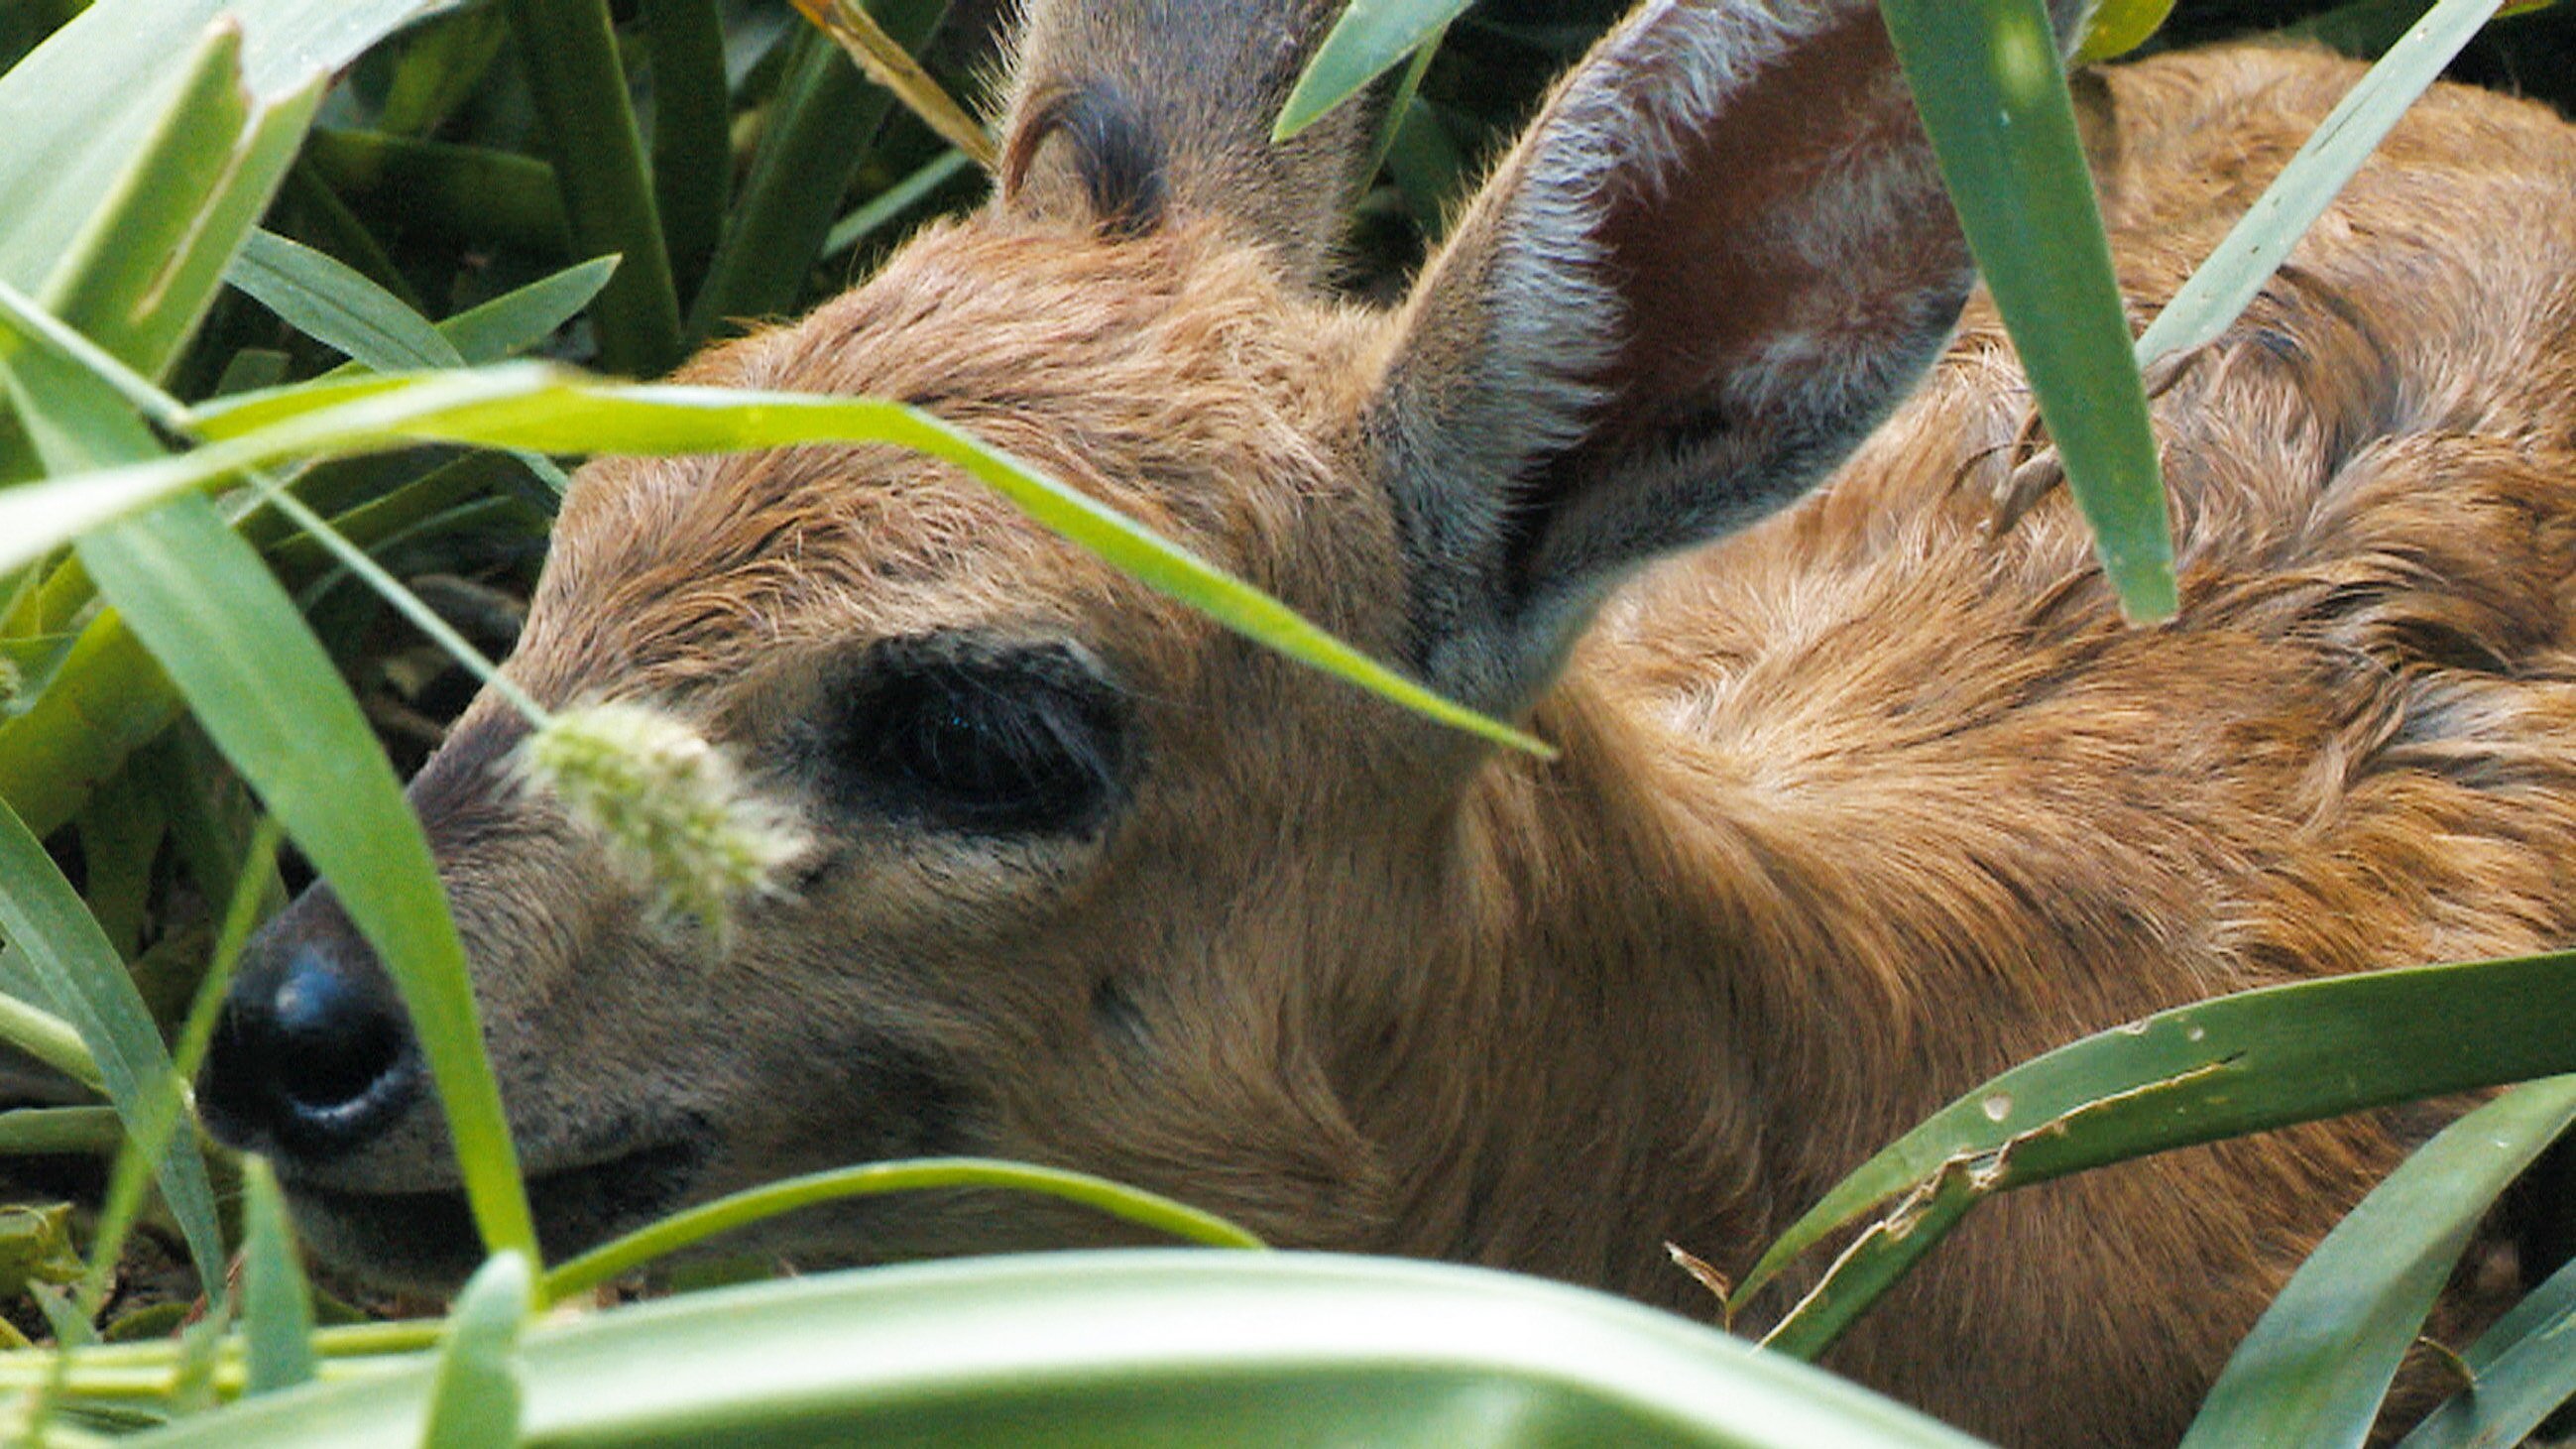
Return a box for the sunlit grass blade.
[0,0,449,297]
[75,497,538,1265]
[1276,0,1470,141]
[126,1254,1990,1448]
[39,35,325,381]
[12,365,1555,756]
[542,1157,1264,1302]
[417,1253,530,1449]
[229,229,465,372]
[241,1157,319,1396]
[2071,0,2175,62]
[2133,0,2505,368]
[0,795,225,1291]
[1879,0,2172,621]
[2398,1246,2576,1448]
[2180,1079,2576,1447]
[1742,948,2576,1358]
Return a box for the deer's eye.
[831,644,1123,836]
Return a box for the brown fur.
[205,11,2576,1446]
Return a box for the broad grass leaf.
[0,0,460,298]
[241,1157,318,1395]
[124,1254,1989,1449]
[420,1251,530,1449]
[37,31,324,379]
[1276,0,1470,141]
[1744,949,2576,1358]
[2180,1079,2576,1447]
[1879,0,2173,621]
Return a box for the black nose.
[198,895,420,1160]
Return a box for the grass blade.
[542,1157,1263,1302]
[240,1157,319,1396]
[2399,1250,2576,1448]
[1276,0,1470,141]
[75,497,538,1265]
[790,0,995,167]
[39,34,327,381]
[1743,948,2576,1357]
[12,365,1554,755]
[0,795,224,1291]
[126,1254,1989,1449]
[228,229,464,373]
[0,0,451,298]
[502,0,682,376]
[640,0,732,300]
[439,257,621,366]
[2180,1079,2576,1447]
[1879,0,2173,621]
[419,1252,530,1449]
[2135,0,2506,366]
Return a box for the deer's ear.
[995,0,1395,292]
[1373,0,2077,712]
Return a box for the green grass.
[0,0,2569,1444]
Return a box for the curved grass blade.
[9,365,1554,756]
[76,497,538,1265]
[542,1157,1264,1302]
[2398,1249,2576,1448]
[1276,0,1471,142]
[2133,0,2506,366]
[0,795,224,1291]
[0,1108,119,1155]
[241,1157,319,1396]
[1743,948,2576,1358]
[419,1252,530,1449]
[1880,0,2172,621]
[2180,1079,2576,1448]
[127,1254,1989,1449]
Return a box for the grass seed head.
[512,701,812,936]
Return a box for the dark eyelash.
[826,642,1125,836]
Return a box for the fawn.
[199,0,2576,1441]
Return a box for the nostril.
[267,958,409,1115]
[201,939,419,1158]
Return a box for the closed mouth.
[284,1139,706,1289]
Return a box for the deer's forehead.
[519,446,1159,704]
